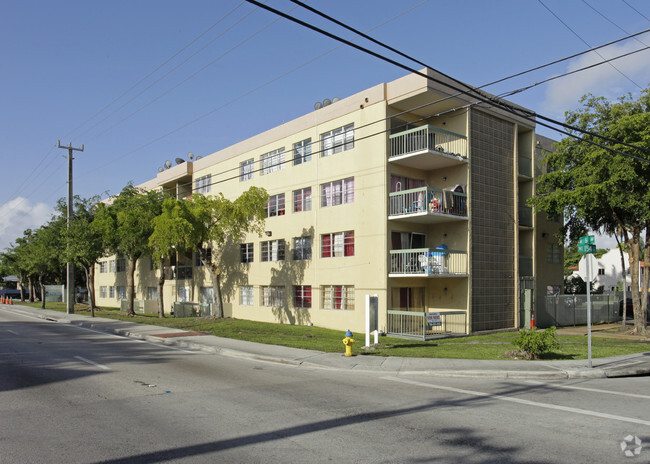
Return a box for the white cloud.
[0,198,53,251]
[542,34,650,117]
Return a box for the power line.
[247,0,650,159]
[537,0,642,89]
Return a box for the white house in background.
[570,248,641,292]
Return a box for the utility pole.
[58,140,84,314]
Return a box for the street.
[1,308,648,463]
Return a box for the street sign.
[578,235,596,253]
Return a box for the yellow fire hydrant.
[342,330,355,356]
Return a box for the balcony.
[389,186,467,223]
[163,265,193,280]
[389,248,468,277]
[518,156,533,179]
[519,205,533,228]
[519,255,533,276]
[389,125,468,170]
[387,310,468,339]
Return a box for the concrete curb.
[5,306,649,380]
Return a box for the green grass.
[19,301,650,360]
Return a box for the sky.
[2,0,650,251]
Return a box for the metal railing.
[518,156,532,177]
[540,293,627,328]
[519,205,533,227]
[389,125,468,159]
[389,187,467,218]
[173,302,212,318]
[387,310,467,339]
[389,248,468,276]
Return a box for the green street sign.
[578,235,596,253]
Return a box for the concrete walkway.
[3,304,649,380]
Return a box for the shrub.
[512,327,560,358]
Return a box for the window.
[294,286,312,308]
[200,287,214,304]
[293,237,312,260]
[260,148,285,175]
[293,138,312,165]
[240,243,254,263]
[178,287,190,302]
[598,268,605,275]
[293,187,312,212]
[117,286,126,299]
[321,124,354,157]
[240,158,253,181]
[99,262,107,273]
[195,248,211,266]
[265,193,285,217]
[321,231,354,258]
[109,286,115,298]
[116,258,126,272]
[99,286,107,298]
[321,178,354,207]
[109,260,116,273]
[147,287,158,300]
[261,240,285,262]
[240,286,254,306]
[261,286,284,307]
[321,285,354,310]
[195,174,211,194]
[546,244,561,264]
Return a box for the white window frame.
[260,148,285,175]
[293,138,312,165]
[99,286,107,298]
[261,286,285,307]
[321,177,354,207]
[240,158,254,181]
[116,258,126,273]
[240,243,254,263]
[240,286,254,306]
[321,124,354,157]
[147,287,158,300]
[117,286,126,299]
[99,262,107,273]
[195,174,211,194]
[321,285,354,310]
[293,236,312,260]
[293,187,312,212]
[109,286,115,298]
[294,285,312,309]
[265,193,286,217]
[261,240,285,262]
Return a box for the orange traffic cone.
[9,297,13,305]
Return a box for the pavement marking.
[524,380,650,400]
[74,355,111,370]
[7,329,19,335]
[382,376,650,427]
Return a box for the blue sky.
[1,0,649,251]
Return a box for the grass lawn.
[19,301,650,360]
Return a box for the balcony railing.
[519,205,533,227]
[389,248,468,276]
[163,265,193,280]
[518,156,532,178]
[519,255,533,276]
[389,125,467,160]
[389,186,467,219]
[387,310,467,339]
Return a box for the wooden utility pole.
[58,141,84,314]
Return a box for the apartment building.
[94,68,563,337]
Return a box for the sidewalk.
[3,304,650,380]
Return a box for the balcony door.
[391,231,426,250]
[391,287,425,311]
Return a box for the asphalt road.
[1,309,648,463]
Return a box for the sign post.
[578,235,596,368]
[365,294,379,347]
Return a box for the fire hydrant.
[342,330,355,356]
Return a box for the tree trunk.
[157,261,165,318]
[39,275,45,309]
[126,257,136,316]
[84,264,96,317]
[640,223,650,335]
[19,272,25,301]
[28,276,34,302]
[628,228,644,334]
[614,232,627,330]
[211,267,223,319]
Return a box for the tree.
[149,197,201,318]
[166,187,268,318]
[62,196,105,316]
[530,88,650,334]
[94,184,163,316]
